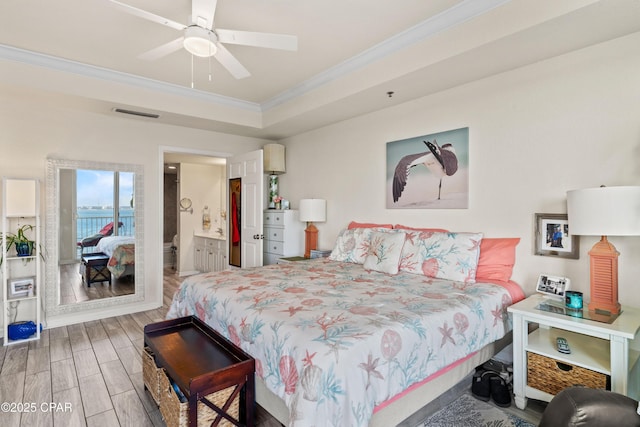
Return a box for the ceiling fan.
[109,0,298,79]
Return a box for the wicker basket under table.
[142,347,162,405]
[527,352,610,396]
[144,316,255,427]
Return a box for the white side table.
[508,294,640,409]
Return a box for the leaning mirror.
[45,158,144,316]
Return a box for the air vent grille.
[113,108,159,119]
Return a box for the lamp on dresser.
[567,185,640,315]
[263,144,286,209]
[299,199,326,258]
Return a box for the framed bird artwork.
[386,127,469,209]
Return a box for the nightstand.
[277,256,307,264]
[508,294,640,410]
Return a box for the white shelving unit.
[1,177,42,346]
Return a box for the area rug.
[420,393,536,427]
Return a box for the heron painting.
[386,127,469,209]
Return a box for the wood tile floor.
[0,268,543,427]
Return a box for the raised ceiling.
[1,0,639,139]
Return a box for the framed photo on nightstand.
[536,274,570,299]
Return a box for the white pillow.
[329,227,376,264]
[363,231,406,275]
[399,231,483,283]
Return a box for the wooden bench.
[80,252,111,287]
[143,316,255,427]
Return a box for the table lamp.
[299,199,326,258]
[263,144,286,209]
[567,186,640,315]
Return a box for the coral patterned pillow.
[329,228,377,264]
[363,231,406,275]
[399,231,484,283]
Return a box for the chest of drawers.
[263,210,304,265]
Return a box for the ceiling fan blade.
[216,29,297,51]
[214,43,250,79]
[109,0,186,31]
[191,0,218,29]
[138,37,184,60]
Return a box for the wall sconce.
[263,144,286,209]
[567,185,640,315]
[300,199,326,258]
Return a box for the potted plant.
[1,223,37,265]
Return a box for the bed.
[167,225,524,426]
[95,235,135,279]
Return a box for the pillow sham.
[348,221,393,230]
[393,224,448,232]
[399,231,483,283]
[475,238,520,282]
[363,230,406,275]
[329,227,377,264]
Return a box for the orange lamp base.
[587,236,621,315]
[304,223,318,259]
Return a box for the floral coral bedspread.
[96,236,135,278]
[167,258,521,427]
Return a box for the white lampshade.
[263,144,286,174]
[299,199,326,222]
[567,186,640,236]
[5,178,36,216]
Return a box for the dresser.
[263,209,304,265]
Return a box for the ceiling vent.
[113,108,160,119]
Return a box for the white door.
[228,149,264,267]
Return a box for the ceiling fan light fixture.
[183,26,218,57]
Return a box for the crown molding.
[0,44,261,112]
[261,0,511,111]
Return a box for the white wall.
[0,96,267,326]
[178,162,225,274]
[279,32,640,306]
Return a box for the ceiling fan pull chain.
[191,54,194,89]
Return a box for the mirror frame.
[45,158,145,316]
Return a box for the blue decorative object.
[565,291,584,310]
[15,241,32,257]
[8,321,41,340]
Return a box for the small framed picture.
[9,276,35,298]
[534,213,579,259]
[282,199,290,210]
[536,274,571,299]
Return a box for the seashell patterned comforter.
[167,258,523,427]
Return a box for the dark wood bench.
[80,252,111,287]
[143,316,255,427]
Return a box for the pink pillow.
[393,224,448,232]
[348,221,393,230]
[475,238,520,282]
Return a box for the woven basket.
[527,352,608,395]
[158,369,240,427]
[142,347,161,405]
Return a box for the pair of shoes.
[471,368,512,407]
[471,368,493,402]
[490,375,512,407]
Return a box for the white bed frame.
[256,333,511,426]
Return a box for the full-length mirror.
[45,159,144,317]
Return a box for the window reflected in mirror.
[45,159,144,318]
